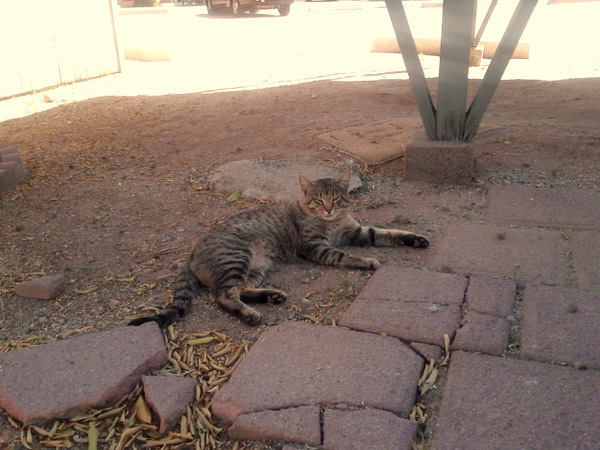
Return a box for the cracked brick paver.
[212,320,423,443]
[0,322,167,425]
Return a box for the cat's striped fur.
[129,170,429,326]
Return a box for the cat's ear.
[335,170,352,190]
[298,174,314,193]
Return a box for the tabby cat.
[129,170,429,327]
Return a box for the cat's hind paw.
[241,308,263,325]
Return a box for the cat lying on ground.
[129,170,429,326]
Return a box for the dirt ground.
[1,7,599,445]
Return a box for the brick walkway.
[1,185,598,448]
[212,185,600,449]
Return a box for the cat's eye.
[332,196,340,203]
[314,199,323,205]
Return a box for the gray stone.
[433,351,600,449]
[521,285,600,369]
[465,275,516,317]
[15,273,65,300]
[486,185,600,230]
[0,322,168,425]
[451,311,510,355]
[212,321,423,424]
[142,375,197,434]
[323,408,418,450]
[431,223,570,285]
[227,406,321,445]
[209,158,361,201]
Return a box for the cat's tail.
[128,258,200,328]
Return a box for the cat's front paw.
[411,234,430,248]
[363,257,380,270]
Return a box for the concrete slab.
[430,223,570,284]
[209,158,362,202]
[323,408,419,450]
[433,351,600,449]
[521,285,600,369]
[227,406,321,445]
[0,322,168,425]
[317,118,422,165]
[451,311,511,356]
[354,264,468,306]
[211,321,423,424]
[465,275,516,317]
[486,185,600,230]
[570,230,600,288]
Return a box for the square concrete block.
[404,134,474,184]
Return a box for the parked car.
[206,0,292,16]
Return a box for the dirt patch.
[0,55,599,448]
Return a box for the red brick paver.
[0,322,167,425]
[486,185,600,230]
[521,284,600,369]
[433,351,600,449]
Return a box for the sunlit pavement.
[2,1,598,122]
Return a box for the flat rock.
[434,351,600,449]
[142,375,197,434]
[211,321,423,424]
[209,158,361,201]
[486,185,600,230]
[521,284,600,369]
[15,273,65,300]
[431,223,570,284]
[323,408,419,450]
[0,322,168,425]
[451,311,510,355]
[227,406,321,445]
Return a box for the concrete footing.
[404,134,474,184]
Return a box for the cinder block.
[404,134,474,184]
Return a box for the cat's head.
[298,170,351,221]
